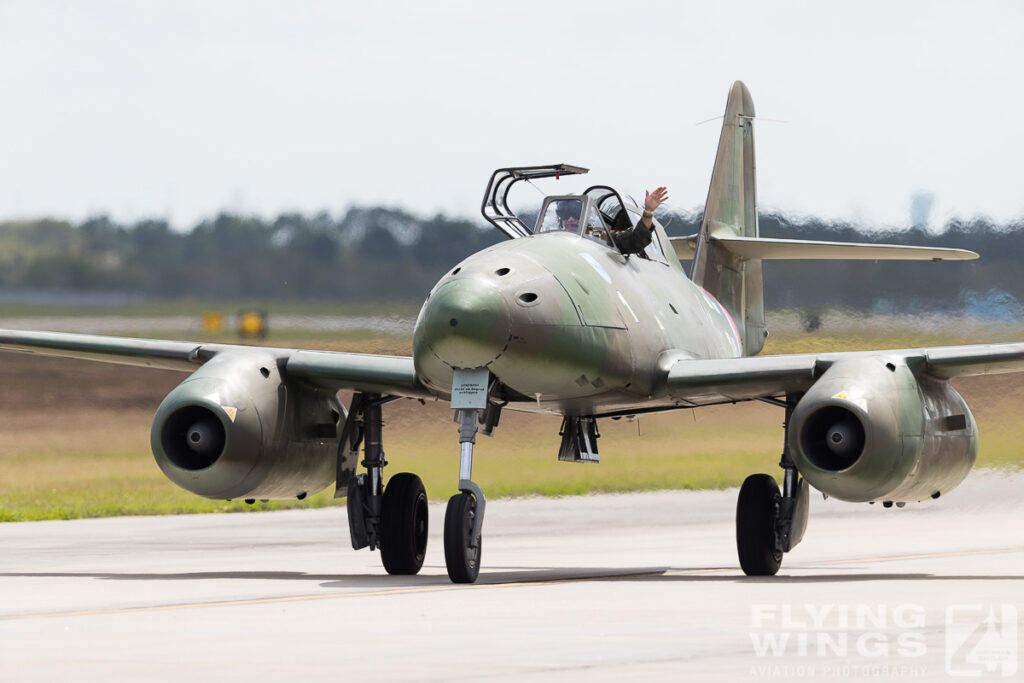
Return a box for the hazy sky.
[1,0,1021,231]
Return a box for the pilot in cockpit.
[555,200,582,232]
[550,186,669,255]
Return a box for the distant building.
[910,191,935,230]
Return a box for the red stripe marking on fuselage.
[701,287,742,355]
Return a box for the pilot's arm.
[612,186,669,255]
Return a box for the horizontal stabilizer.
[672,235,978,261]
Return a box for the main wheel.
[736,473,783,576]
[380,472,428,575]
[444,492,481,583]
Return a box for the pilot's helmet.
[555,199,582,223]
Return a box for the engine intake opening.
[800,405,865,471]
[162,405,226,471]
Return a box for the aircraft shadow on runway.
[3,568,1023,586]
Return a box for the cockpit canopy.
[536,187,638,238]
[534,187,665,260]
[479,165,665,259]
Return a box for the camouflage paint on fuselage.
[413,223,742,416]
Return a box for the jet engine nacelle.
[789,357,977,503]
[150,353,343,500]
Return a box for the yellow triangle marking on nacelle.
[223,407,237,422]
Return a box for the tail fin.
[686,82,978,358]
[691,81,765,356]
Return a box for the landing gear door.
[558,416,600,463]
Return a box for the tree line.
[0,208,500,302]
[0,208,1021,314]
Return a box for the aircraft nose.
[417,278,510,368]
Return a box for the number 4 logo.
[945,604,1018,677]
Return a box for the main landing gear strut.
[341,393,429,575]
[736,395,810,576]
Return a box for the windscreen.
[538,199,584,234]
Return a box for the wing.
[0,329,430,398]
[665,342,1024,404]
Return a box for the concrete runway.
[1,469,1022,681]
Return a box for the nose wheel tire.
[444,492,481,583]
[380,473,428,575]
[736,473,783,576]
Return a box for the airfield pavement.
[1,469,1022,681]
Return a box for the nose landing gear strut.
[444,369,501,583]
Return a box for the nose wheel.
[444,491,481,583]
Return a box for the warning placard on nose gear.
[451,368,490,409]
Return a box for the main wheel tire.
[444,492,481,583]
[736,473,783,576]
[380,472,428,575]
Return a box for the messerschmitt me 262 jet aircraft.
[2,81,1020,583]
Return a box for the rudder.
[691,81,766,356]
